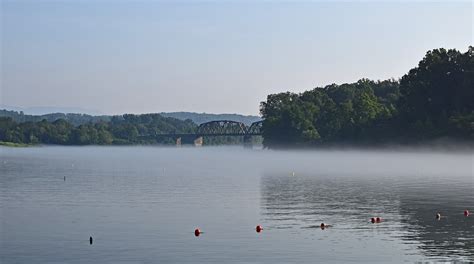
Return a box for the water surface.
[1,146,473,263]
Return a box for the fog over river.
[1,146,473,263]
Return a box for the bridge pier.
[243,135,252,148]
[194,136,203,147]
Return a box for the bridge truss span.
[197,120,249,135]
[247,120,263,135]
[196,120,263,136]
[138,119,262,145]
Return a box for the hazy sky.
[1,1,472,115]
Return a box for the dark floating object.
[89,236,93,245]
[194,228,201,237]
[436,212,441,219]
[256,225,263,233]
[320,223,332,229]
[64,176,66,181]
[371,217,382,223]
[465,210,470,216]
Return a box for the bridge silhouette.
[138,120,263,145]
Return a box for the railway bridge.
[138,120,263,146]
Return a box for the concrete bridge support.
[243,135,252,148]
[194,136,203,147]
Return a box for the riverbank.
[0,141,35,147]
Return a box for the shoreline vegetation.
[0,113,254,146]
[0,114,197,146]
[0,141,35,147]
[1,47,473,148]
[260,47,473,148]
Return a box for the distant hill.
[0,105,102,116]
[0,109,110,126]
[160,112,261,125]
[0,109,261,126]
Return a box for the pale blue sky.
[1,0,472,115]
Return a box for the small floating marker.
[436,212,441,220]
[292,172,295,176]
[89,236,93,245]
[376,217,382,223]
[320,223,332,229]
[194,228,201,237]
[464,210,470,216]
[64,176,66,181]
[371,217,376,223]
[256,225,263,233]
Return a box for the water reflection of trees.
[260,173,401,228]
[260,173,474,260]
[397,183,474,259]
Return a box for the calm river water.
[1,146,473,263]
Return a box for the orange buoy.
[371,217,376,223]
[464,210,470,216]
[256,225,263,233]
[376,217,382,223]
[436,213,441,219]
[194,228,201,237]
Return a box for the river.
[1,146,473,263]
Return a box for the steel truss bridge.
[138,120,263,145]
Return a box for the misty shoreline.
[1,140,473,154]
[264,139,474,153]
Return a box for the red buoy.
[465,210,470,216]
[371,217,376,223]
[256,225,263,233]
[194,228,201,237]
[376,217,382,223]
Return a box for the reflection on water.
[398,183,474,258]
[261,175,401,228]
[261,171,473,261]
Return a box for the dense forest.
[0,114,196,145]
[260,47,474,147]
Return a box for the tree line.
[260,47,474,147]
[0,114,196,145]
[0,113,259,146]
